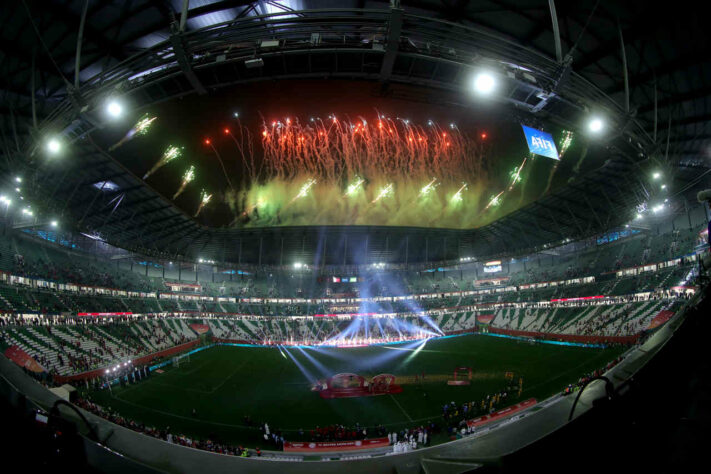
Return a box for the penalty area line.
[389,394,414,422]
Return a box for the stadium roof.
[1,0,709,264]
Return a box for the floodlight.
[653,172,661,180]
[15,177,21,183]
[588,117,604,133]
[51,220,58,227]
[47,138,61,154]
[473,72,496,94]
[106,100,123,118]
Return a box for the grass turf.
[83,334,625,446]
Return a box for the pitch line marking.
[111,392,441,431]
[389,394,414,422]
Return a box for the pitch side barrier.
[0,287,705,473]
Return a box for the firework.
[507,156,528,191]
[257,115,485,184]
[204,138,235,192]
[485,192,503,209]
[543,130,575,195]
[558,130,574,158]
[344,176,365,197]
[109,114,157,151]
[143,145,183,179]
[450,182,468,203]
[419,178,438,198]
[194,189,212,217]
[292,178,316,202]
[173,165,195,200]
[509,166,522,184]
[372,183,393,204]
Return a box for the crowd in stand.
[0,316,197,375]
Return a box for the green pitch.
[83,334,624,447]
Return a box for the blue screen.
[521,125,559,160]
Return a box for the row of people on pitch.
[442,389,514,422]
[388,425,433,448]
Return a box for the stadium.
[0,1,710,472]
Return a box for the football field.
[84,334,625,447]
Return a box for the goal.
[447,367,473,386]
[172,353,190,368]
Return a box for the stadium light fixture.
[15,187,20,193]
[47,138,61,154]
[51,220,58,227]
[588,117,604,133]
[294,262,303,269]
[661,184,667,190]
[233,112,239,118]
[653,172,661,180]
[635,213,643,220]
[15,177,21,183]
[106,99,124,119]
[473,72,497,95]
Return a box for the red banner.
[190,324,210,334]
[466,398,537,429]
[477,314,495,324]
[4,345,45,373]
[77,312,133,317]
[647,310,675,330]
[488,326,640,345]
[284,437,390,453]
